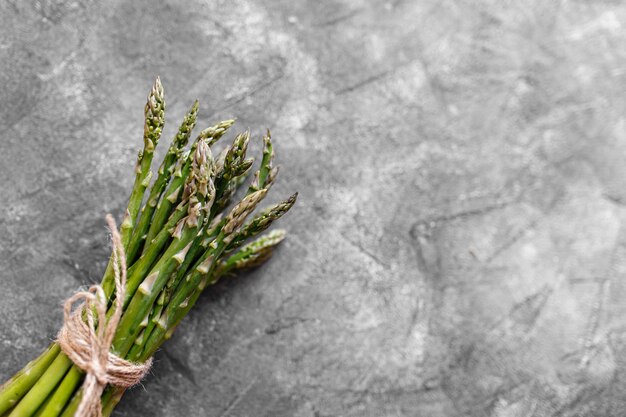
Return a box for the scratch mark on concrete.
[208,73,285,119]
[315,8,364,27]
[339,232,389,268]
[488,286,553,334]
[335,69,394,96]
[416,200,513,226]
[265,316,312,335]
[484,219,539,265]
[217,380,256,417]
[580,230,620,368]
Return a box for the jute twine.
[57,215,152,417]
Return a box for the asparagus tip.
[153,76,163,97]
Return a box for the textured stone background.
[2,1,626,416]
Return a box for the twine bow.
[57,215,152,417]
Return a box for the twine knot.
[57,215,152,417]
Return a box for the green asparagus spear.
[126,100,199,265]
[120,77,165,248]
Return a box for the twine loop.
[57,215,152,417]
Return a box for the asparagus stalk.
[32,391,55,417]
[99,78,165,301]
[7,353,73,416]
[34,367,81,417]
[211,131,251,215]
[226,193,298,252]
[248,130,276,194]
[217,229,287,276]
[0,345,60,415]
[120,77,165,248]
[125,100,199,265]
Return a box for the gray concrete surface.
[2,0,626,416]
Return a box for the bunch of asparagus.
[0,78,297,417]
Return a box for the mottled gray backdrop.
[2,1,626,416]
